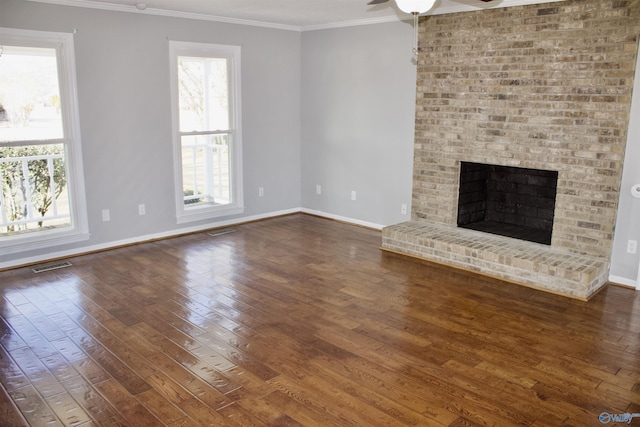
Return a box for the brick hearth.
[382,0,640,299]
[383,222,609,300]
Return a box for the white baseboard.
[300,208,384,230]
[0,208,386,270]
[608,274,638,290]
[0,208,301,270]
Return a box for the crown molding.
[302,15,401,32]
[23,0,567,33]
[23,0,304,31]
[429,0,565,16]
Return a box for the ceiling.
[25,0,564,31]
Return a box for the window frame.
[0,28,89,255]
[169,41,244,224]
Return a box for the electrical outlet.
[316,185,322,195]
[627,240,637,254]
[102,209,110,222]
[138,204,146,216]
[259,187,264,197]
[351,190,357,201]
[401,204,408,215]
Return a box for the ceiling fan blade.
[367,0,493,7]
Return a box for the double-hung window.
[0,28,88,256]
[169,41,244,223]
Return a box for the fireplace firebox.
[457,162,558,245]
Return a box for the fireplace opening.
[457,162,558,245]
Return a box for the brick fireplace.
[382,0,640,299]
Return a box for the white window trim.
[169,41,244,224]
[0,28,89,256]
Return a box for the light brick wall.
[412,0,640,259]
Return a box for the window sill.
[176,205,245,225]
[0,229,91,257]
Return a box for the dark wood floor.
[1,214,639,426]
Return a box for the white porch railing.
[181,132,230,206]
[0,152,69,231]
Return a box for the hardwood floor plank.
[45,390,92,426]
[264,414,305,427]
[49,337,111,385]
[215,402,269,426]
[309,358,446,426]
[136,388,186,425]
[310,352,454,420]
[258,387,348,427]
[40,353,81,384]
[0,316,28,353]
[195,331,279,382]
[1,214,640,426]
[4,314,59,359]
[166,417,203,427]
[7,346,67,399]
[129,322,239,396]
[0,295,23,319]
[144,372,192,405]
[61,375,129,427]
[0,343,30,392]
[12,302,66,343]
[0,380,28,427]
[9,384,63,427]
[93,378,163,426]
[233,392,291,425]
[139,348,235,411]
[61,326,151,396]
[174,397,227,425]
[269,373,403,427]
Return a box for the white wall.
[610,48,640,287]
[301,22,417,228]
[1,0,301,266]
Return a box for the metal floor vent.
[207,228,236,237]
[32,261,73,274]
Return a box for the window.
[169,41,244,223]
[0,28,88,255]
